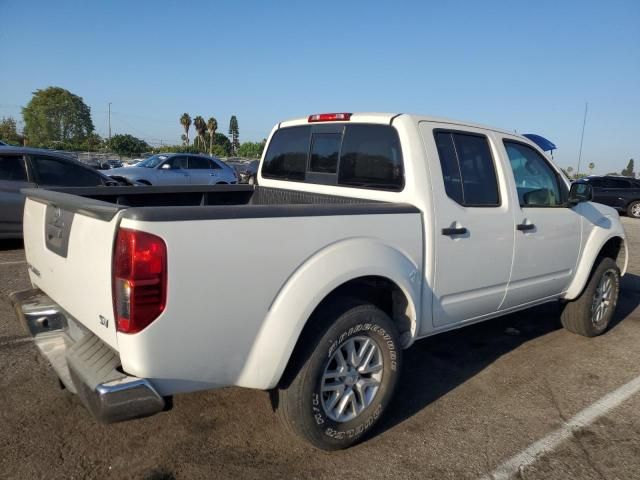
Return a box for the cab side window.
[503,141,565,207]
[434,131,500,206]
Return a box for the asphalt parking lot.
[2,219,640,480]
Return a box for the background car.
[576,175,640,218]
[107,153,237,185]
[225,158,259,184]
[0,147,119,238]
[107,159,123,169]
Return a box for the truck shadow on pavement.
[0,239,23,251]
[375,277,640,437]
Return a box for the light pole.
[108,102,112,141]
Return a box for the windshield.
[136,154,168,168]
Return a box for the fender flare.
[235,237,421,390]
[564,226,627,300]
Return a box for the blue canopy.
[523,133,557,152]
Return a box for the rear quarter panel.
[116,212,423,395]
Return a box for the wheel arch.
[235,238,421,390]
[564,233,627,300]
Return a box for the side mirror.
[161,163,171,170]
[568,183,593,205]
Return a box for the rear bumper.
[10,288,167,423]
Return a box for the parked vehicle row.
[0,146,119,238]
[576,175,640,218]
[107,153,238,186]
[12,112,627,451]
[225,158,259,184]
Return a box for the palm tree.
[180,113,192,145]
[193,116,206,150]
[207,117,218,155]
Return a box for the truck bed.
[21,184,423,394]
[23,184,417,222]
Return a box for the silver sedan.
[108,153,238,186]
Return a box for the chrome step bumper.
[10,288,167,423]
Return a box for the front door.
[500,138,581,308]
[421,124,515,327]
[157,155,191,185]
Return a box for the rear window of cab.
[261,124,404,191]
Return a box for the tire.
[561,257,620,337]
[272,298,402,450]
[627,201,640,218]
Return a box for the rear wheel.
[627,201,640,218]
[272,299,402,450]
[561,257,620,337]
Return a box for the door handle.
[441,227,468,236]
[210,173,217,176]
[516,223,535,231]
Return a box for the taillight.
[113,228,167,334]
[308,113,352,123]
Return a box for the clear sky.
[0,0,638,174]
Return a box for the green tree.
[237,141,265,158]
[622,158,635,177]
[0,116,23,144]
[212,132,232,156]
[193,116,206,149]
[566,166,574,179]
[207,117,218,155]
[228,115,239,155]
[77,132,103,152]
[180,113,192,145]
[588,162,595,175]
[22,86,94,147]
[108,134,150,158]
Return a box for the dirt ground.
[2,218,640,479]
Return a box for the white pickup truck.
[12,112,627,450]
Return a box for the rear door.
[0,153,36,235]
[420,124,515,327]
[499,138,580,308]
[187,155,220,184]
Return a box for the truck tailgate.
[22,193,122,350]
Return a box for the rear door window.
[261,124,404,191]
[602,178,631,188]
[29,155,104,186]
[188,156,213,169]
[434,131,500,206]
[0,155,28,182]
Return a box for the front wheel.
[561,257,620,337]
[272,299,402,450]
[627,201,640,218]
